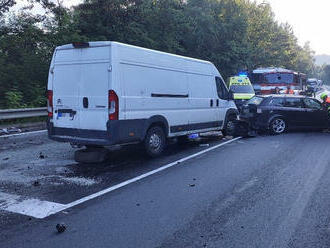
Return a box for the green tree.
[0,0,319,108]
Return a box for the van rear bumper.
[47,119,147,146]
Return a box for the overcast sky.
[14,0,330,55]
[260,0,330,55]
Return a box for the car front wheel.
[269,118,287,135]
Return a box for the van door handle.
[83,97,89,108]
[210,99,213,107]
[216,99,219,107]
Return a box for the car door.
[302,98,328,128]
[283,98,306,127]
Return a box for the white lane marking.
[0,137,241,219]
[65,137,242,209]
[0,129,47,139]
[0,191,66,219]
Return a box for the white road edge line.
[0,129,47,138]
[0,136,241,219]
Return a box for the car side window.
[215,77,227,99]
[303,98,322,110]
[284,98,303,108]
[270,97,285,107]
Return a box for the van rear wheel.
[144,126,166,157]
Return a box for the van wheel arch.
[143,115,169,139]
[224,109,239,126]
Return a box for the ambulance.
[226,76,255,110]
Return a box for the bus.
[249,67,306,95]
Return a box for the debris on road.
[0,127,22,136]
[0,128,9,135]
[39,152,45,159]
[188,133,199,139]
[56,223,66,233]
[33,181,40,187]
[199,144,210,147]
[189,184,196,187]
[3,157,9,161]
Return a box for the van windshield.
[230,85,254,94]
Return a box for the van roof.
[56,41,214,66]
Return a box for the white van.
[47,41,238,157]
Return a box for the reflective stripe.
[260,86,297,90]
[234,93,255,100]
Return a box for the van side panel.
[188,74,220,127]
[120,62,189,128]
[115,43,223,137]
[117,45,190,134]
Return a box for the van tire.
[74,147,109,163]
[223,114,237,137]
[144,126,166,157]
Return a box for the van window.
[215,77,227,99]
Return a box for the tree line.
[0,0,321,108]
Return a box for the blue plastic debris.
[188,134,199,139]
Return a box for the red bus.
[249,67,306,95]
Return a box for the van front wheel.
[223,115,237,137]
[144,126,166,157]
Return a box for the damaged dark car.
[239,95,330,135]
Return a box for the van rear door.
[52,44,110,131]
[52,63,80,129]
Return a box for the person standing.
[285,86,294,94]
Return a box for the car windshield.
[307,81,317,86]
[230,85,254,94]
[265,73,294,84]
[245,96,264,105]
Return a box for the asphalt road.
[1,131,330,248]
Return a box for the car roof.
[263,94,307,98]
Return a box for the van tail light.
[47,90,53,118]
[108,90,119,120]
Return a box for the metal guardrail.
[0,107,47,120]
